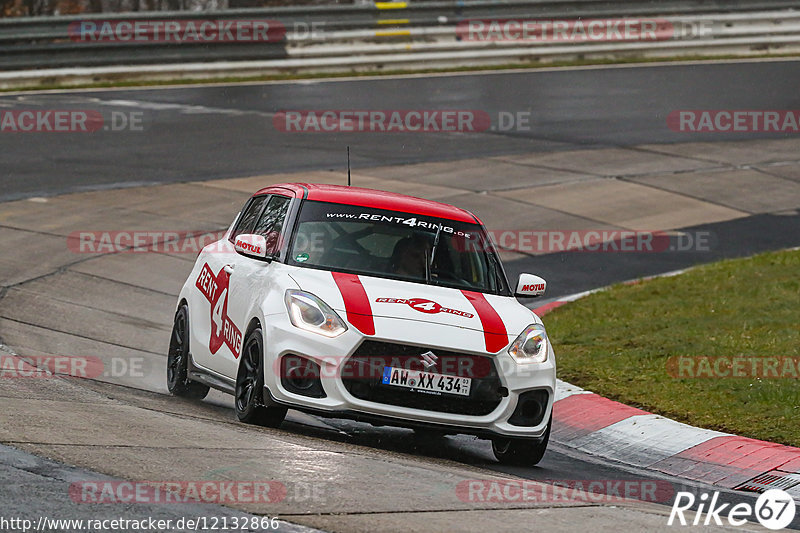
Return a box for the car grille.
[341,341,504,416]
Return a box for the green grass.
[3,52,800,92]
[546,248,800,446]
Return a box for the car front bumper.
[263,313,556,439]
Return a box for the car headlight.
[508,324,548,364]
[284,289,347,338]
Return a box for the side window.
[231,196,268,241]
[253,195,291,255]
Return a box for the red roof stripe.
[254,183,477,223]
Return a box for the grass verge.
[546,248,800,446]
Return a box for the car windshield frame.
[286,199,512,296]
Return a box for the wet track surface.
[2,60,800,530]
[3,59,800,201]
[278,411,798,528]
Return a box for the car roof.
[253,183,481,224]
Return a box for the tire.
[166,304,210,399]
[491,415,551,467]
[235,327,287,427]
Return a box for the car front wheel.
[235,327,287,427]
[491,415,551,467]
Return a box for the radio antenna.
[347,146,351,186]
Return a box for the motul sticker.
[374,297,474,318]
[195,263,242,357]
[234,237,263,256]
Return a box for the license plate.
[381,367,471,396]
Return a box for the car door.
[211,194,293,380]
[189,194,269,375]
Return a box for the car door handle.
[223,264,235,275]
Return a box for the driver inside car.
[389,235,431,279]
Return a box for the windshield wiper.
[426,223,443,284]
[429,224,442,267]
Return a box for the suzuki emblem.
[420,351,438,370]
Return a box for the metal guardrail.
[0,0,799,75]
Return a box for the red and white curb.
[551,379,800,500]
[535,272,800,501]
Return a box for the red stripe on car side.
[461,290,508,353]
[331,272,375,335]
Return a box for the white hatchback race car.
[167,183,555,465]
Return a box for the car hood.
[288,268,539,352]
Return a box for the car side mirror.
[515,274,546,297]
[234,234,270,260]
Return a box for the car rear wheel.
[166,304,210,399]
[235,327,287,427]
[491,415,551,467]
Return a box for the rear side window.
[253,195,291,255]
[231,195,267,241]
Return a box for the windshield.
[288,200,510,295]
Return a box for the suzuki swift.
[167,183,555,466]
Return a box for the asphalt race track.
[2,59,800,531]
[3,59,800,202]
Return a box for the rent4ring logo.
[195,263,242,356]
[668,489,796,530]
[375,297,474,318]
